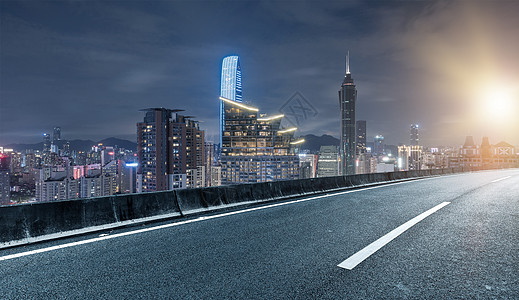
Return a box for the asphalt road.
[1,169,518,299]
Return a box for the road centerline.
[337,201,451,270]
[491,176,511,183]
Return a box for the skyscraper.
[410,124,419,146]
[356,120,367,154]
[220,55,242,145]
[137,108,205,192]
[339,54,357,175]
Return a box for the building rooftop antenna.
[346,51,350,75]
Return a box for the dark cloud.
[1,0,518,147]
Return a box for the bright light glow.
[219,97,259,112]
[278,127,297,134]
[382,156,389,162]
[481,86,517,120]
[257,114,284,121]
[290,139,305,145]
[126,162,138,167]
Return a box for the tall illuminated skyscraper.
[339,53,357,175]
[220,55,242,145]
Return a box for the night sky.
[1,0,518,147]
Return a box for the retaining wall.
[0,167,488,246]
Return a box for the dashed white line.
[491,176,511,183]
[338,201,451,270]
[0,179,430,262]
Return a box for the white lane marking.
[0,178,435,262]
[338,201,451,270]
[491,176,511,183]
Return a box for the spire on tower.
[346,51,350,75]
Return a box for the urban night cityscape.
[0,1,518,299]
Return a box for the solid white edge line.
[491,176,511,183]
[0,177,442,262]
[337,201,451,270]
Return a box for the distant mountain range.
[299,134,339,153]
[7,134,336,154]
[6,137,137,152]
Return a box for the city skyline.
[1,1,518,147]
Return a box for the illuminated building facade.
[397,145,422,170]
[137,108,205,192]
[219,96,301,184]
[220,55,243,145]
[339,55,357,175]
[450,137,519,169]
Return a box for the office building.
[119,161,138,194]
[339,54,357,175]
[219,96,300,184]
[220,55,242,146]
[317,146,340,177]
[298,153,318,179]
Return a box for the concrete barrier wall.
[0,167,483,245]
[0,190,180,244]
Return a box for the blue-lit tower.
[220,55,242,145]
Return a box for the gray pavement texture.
[1,169,518,299]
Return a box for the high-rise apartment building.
[356,120,367,154]
[219,96,301,184]
[220,55,242,146]
[410,124,419,146]
[137,108,205,192]
[339,54,357,175]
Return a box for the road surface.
[1,169,518,299]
